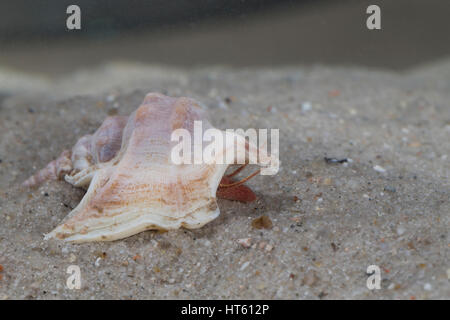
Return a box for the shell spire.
[23,150,72,187]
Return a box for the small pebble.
[106,94,116,102]
[252,216,273,229]
[423,283,432,291]
[301,102,312,112]
[237,238,252,248]
[384,186,396,192]
[302,271,319,286]
[69,253,77,263]
[397,226,405,236]
[373,165,386,173]
[224,96,235,104]
[240,261,250,271]
[324,157,348,164]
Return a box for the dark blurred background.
[0,0,449,75]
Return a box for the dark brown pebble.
[251,215,273,229]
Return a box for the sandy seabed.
[0,61,448,299]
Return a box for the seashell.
[23,149,72,187]
[24,93,278,242]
